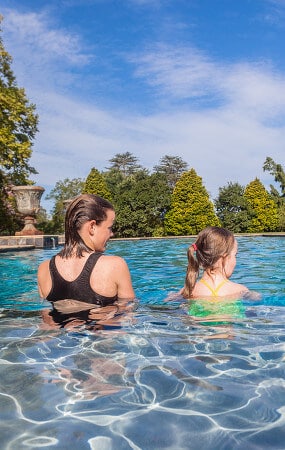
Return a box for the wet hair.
[181,226,235,298]
[59,194,114,258]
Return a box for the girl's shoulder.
[221,282,261,301]
[192,279,248,298]
[227,280,249,294]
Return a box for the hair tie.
[192,243,198,251]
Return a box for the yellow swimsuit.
[199,278,228,296]
[188,279,245,322]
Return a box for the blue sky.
[1,0,285,212]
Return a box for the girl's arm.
[242,290,262,301]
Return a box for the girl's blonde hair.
[181,226,235,298]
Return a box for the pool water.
[0,236,284,449]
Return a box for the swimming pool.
[0,236,284,449]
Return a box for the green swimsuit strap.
[199,278,228,296]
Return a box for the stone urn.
[12,185,45,235]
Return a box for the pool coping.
[0,235,64,252]
[0,232,284,253]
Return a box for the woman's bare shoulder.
[38,259,50,273]
[97,254,130,273]
[100,254,128,265]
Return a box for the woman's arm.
[90,254,135,299]
[37,260,51,298]
[115,257,135,299]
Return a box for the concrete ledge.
[0,235,61,251]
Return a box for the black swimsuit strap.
[49,252,103,282]
[83,252,103,275]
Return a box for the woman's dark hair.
[181,226,235,298]
[59,194,114,258]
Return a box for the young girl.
[181,226,249,299]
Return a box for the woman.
[38,194,135,315]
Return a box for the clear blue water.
[0,236,284,449]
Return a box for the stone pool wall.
[0,235,64,252]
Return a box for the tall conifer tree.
[83,167,112,201]
[244,178,278,232]
[164,168,220,235]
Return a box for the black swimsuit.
[46,252,117,306]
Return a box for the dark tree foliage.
[106,152,142,177]
[263,157,285,199]
[0,176,21,235]
[215,182,252,232]
[43,178,85,234]
[154,155,188,190]
[263,157,285,231]
[111,171,171,237]
[103,168,124,198]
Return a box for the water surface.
[0,236,284,449]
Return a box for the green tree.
[83,167,112,201]
[263,157,285,199]
[103,168,124,199]
[154,155,188,190]
[164,168,220,235]
[215,182,251,232]
[0,180,21,234]
[44,178,85,234]
[244,178,278,232]
[277,206,285,231]
[107,152,142,177]
[112,171,171,237]
[0,16,39,234]
[0,16,38,185]
[263,157,285,231]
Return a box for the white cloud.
[131,44,285,121]
[131,45,223,100]
[31,86,285,203]
[224,63,285,119]
[3,9,90,65]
